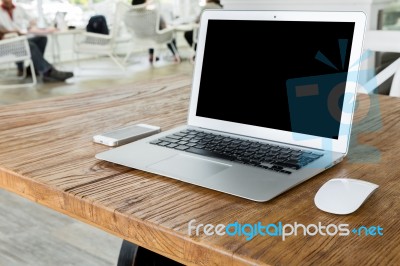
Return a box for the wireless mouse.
[314,178,379,215]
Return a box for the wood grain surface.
[0,73,399,266]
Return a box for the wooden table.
[0,74,399,265]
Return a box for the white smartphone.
[93,123,161,147]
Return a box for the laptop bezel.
[187,10,366,154]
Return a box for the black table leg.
[117,240,184,266]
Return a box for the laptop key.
[173,133,187,137]
[167,143,178,148]
[175,145,190,150]
[194,144,205,149]
[167,135,182,140]
[275,162,301,170]
[161,137,179,143]
[187,143,197,147]
[186,147,235,161]
[158,141,171,146]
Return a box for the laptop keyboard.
[149,129,323,175]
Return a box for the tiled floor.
[0,189,122,266]
[0,52,194,265]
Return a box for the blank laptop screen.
[196,20,355,139]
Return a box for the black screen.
[196,20,355,139]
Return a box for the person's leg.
[184,30,196,62]
[16,61,24,76]
[28,36,47,56]
[148,48,154,62]
[148,48,159,63]
[184,30,193,47]
[28,40,52,75]
[166,39,177,55]
[16,37,46,76]
[166,39,180,62]
[16,37,47,77]
[28,40,73,81]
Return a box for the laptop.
[96,10,366,202]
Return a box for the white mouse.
[314,178,379,215]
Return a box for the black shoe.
[43,68,73,82]
[17,66,33,77]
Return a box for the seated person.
[0,0,73,82]
[131,0,180,63]
[184,0,222,52]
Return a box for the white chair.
[122,2,179,64]
[0,35,37,89]
[73,1,130,70]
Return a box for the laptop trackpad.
[148,154,230,180]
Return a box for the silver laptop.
[96,10,366,202]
